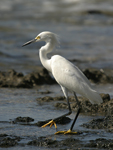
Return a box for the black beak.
[22,39,37,47]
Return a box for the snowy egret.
[22,31,103,134]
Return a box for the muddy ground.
[0,67,56,88]
[1,133,113,149]
[0,113,113,149]
[0,68,113,149]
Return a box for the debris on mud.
[0,68,55,88]
[36,116,71,127]
[27,136,58,147]
[83,68,113,83]
[12,116,34,123]
[0,135,21,148]
[27,136,83,148]
[86,138,113,149]
[82,115,113,131]
[38,90,51,94]
[37,93,113,115]
[37,96,54,102]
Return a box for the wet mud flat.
[0,112,113,149]
[0,68,113,149]
[1,133,113,149]
[0,113,113,149]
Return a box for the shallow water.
[0,0,113,149]
[0,0,113,73]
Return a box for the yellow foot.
[55,129,77,135]
[41,120,57,129]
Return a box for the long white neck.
[39,42,54,73]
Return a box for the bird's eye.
[35,36,40,40]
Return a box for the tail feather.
[84,88,103,104]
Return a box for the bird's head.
[22,31,59,47]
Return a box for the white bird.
[22,31,103,134]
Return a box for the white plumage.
[50,55,102,104]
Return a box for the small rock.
[82,115,113,130]
[13,116,34,123]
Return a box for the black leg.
[41,96,72,129]
[70,92,81,131]
[53,97,72,122]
